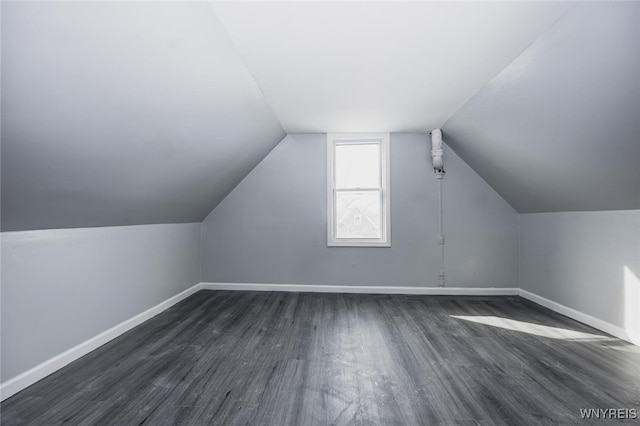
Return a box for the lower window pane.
[336,191,381,239]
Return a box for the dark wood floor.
[2,291,640,425]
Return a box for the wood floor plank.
[2,291,640,425]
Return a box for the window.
[327,133,390,247]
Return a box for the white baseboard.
[200,282,519,296]
[202,283,639,346]
[519,289,640,346]
[4,284,635,401]
[0,283,203,402]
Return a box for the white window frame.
[327,133,391,247]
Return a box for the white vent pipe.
[431,128,444,175]
[431,129,445,287]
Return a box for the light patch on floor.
[451,315,612,342]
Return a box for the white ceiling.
[3,1,638,231]
[212,1,572,133]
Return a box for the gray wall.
[201,133,518,287]
[1,223,201,382]
[519,210,640,334]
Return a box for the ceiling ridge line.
[440,1,579,132]
[207,1,288,136]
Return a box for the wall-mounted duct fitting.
[431,128,445,178]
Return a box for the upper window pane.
[335,143,380,189]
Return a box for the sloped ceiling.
[211,1,572,133]
[443,1,640,212]
[1,2,285,231]
[212,1,639,213]
[2,2,638,231]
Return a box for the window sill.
[328,240,391,248]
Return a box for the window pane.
[335,191,381,239]
[335,143,380,189]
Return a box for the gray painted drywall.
[1,2,284,232]
[519,210,640,335]
[0,223,201,382]
[444,2,640,213]
[201,134,518,287]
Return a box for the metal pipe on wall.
[431,129,445,287]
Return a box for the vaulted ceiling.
[211,1,571,133]
[2,1,639,231]
[443,2,640,212]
